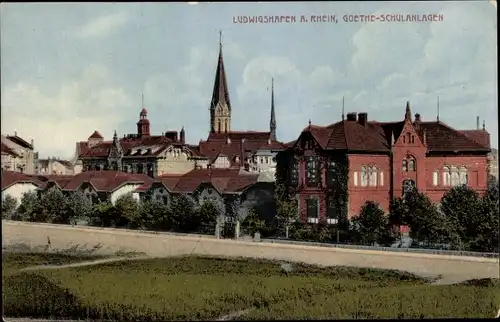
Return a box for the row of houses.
[1,168,275,218]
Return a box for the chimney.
[30,139,34,149]
[240,139,245,168]
[358,113,368,126]
[415,113,421,123]
[346,112,357,121]
[14,131,17,137]
[476,116,480,130]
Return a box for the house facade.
[276,103,491,223]
[76,109,208,177]
[36,157,75,175]
[1,133,37,174]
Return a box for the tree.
[1,194,18,220]
[198,198,222,228]
[274,181,299,239]
[440,185,482,250]
[17,191,41,222]
[242,206,265,237]
[403,189,454,248]
[388,197,409,245]
[66,191,93,224]
[90,201,115,227]
[351,201,394,246]
[114,193,140,228]
[169,193,198,232]
[470,184,499,252]
[139,199,172,231]
[38,187,70,224]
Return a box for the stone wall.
[2,220,498,283]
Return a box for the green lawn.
[2,253,499,320]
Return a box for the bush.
[2,272,84,319]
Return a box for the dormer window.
[227,138,231,144]
[235,156,240,163]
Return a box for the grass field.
[2,252,499,320]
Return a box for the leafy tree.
[139,199,172,231]
[388,196,408,241]
[487,174,498,190]
[470,184,499,252]
[440,185,482,250]
[2,194,18,220]
[403,189,454,248]
[39,187,70,224]
[169,193,198,232]
[90,201,115,227]
[242,207,265,237]
[198,198,222,227]
[274,181,299,239]
[114,193,140,228]
[66,191,93,224]
[17,191,41,222]
[351,201,394,246]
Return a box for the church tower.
[269,78,277,141]
[210,32,231,133]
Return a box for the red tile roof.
[200,131,286,167]
[88,131,104,140]
[297,118,491,153]
[1,170,44,190]
[58,171,154,192]
[78,135,176,158]
[158,168,259,194]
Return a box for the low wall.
[2,220,499,283]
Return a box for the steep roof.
[299,117,490,153]
[158,168,259,194]
[199,132,286,167]
[1,170,44,190]
[1,142,19,157]
[88,130,104,140]
[210,42,231,112]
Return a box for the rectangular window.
[290,159,299,186]
[306,157,319,187]
[326,160,336,188]
[326,197,337,224]
[433,171,439,186]
[380,171,384,186]
[353,171,358,186]
[368,167,377,187]
[306,198,319,221]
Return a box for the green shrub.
[2,272,84,319]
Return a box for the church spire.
[269,78,277,141]
[210,30,231,133]
[405,101,412,121]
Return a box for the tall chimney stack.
[476,116,480,130]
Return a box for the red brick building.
[276,102,491,223]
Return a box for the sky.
[1,1,497,159]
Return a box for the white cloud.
[0,64,133,159]
[74,11,129,39]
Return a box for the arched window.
[224,119,228,132]
[442,166,451,186]
[459,166,468,185]
[402,160,408,172]
[408,159,416,171]
[450,166,460,186]
[218,120,221,132]
[368,166,378,187]
[361,166,369,187]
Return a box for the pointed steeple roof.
[269,78,277,141]
[210,32,231,111]
[405,101,412,121]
